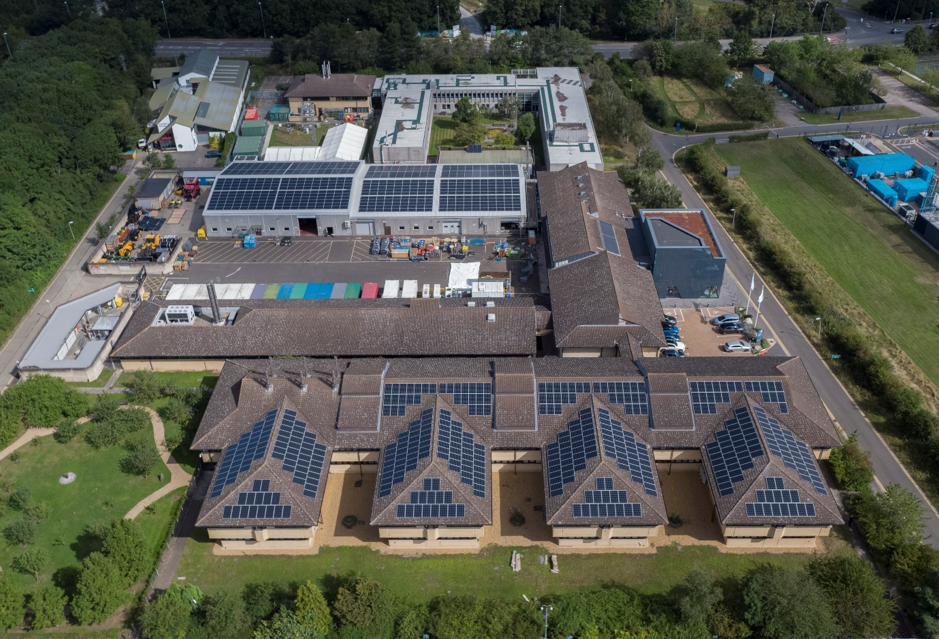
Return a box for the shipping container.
[847,153,915,178]
[895,177,929,202]
[344,283,362,298]
[401,280,419,299]
[305,283,332,299]
[362,282,379,298]
[921,165,936,184]
[330,283,347,299]
[866,179,898,207]
[382,280,400,298]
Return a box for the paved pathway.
[149,472,208,597]
[0,427,56,461]
[124,407,191,519]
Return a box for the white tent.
[318,123,368,161]
[264,146,321,162]
[448,262,480,290]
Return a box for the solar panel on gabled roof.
[752,406,826,495]
[210,409,277,498]
[545,407,599,497]
[378,408,434,497]
[270,409,328,499]
[704,407,764,497]
[437,409,486,498]
[597,408,657,496]
[597,220,620,256]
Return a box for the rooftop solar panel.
[438,195,522,212]
[366,165,438,178]
[382,383,437,417]
[538,382,590,416]
[221,161,360,176]
[395,477,466,518]
[270,409,328,499]
[545,407,599,497]
[438,382,492,416]
[437,409,486,498]
[378,408,434,497]
[745,477,816,518]
[753,406,827,495]
[210,409,277,498]
[361,179,435,196]
[441,165,518,178]
[597,408,657,496]
[745,380,789,414]
[597,220,620,256]
[704,407,765,497]
[439,180,520,195]
[222,478,293,520]
[593,382,648,415]
[689,380,744,415]
[359,196,434,213]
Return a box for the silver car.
[723,340,750,353]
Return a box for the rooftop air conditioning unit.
[485,301,495,307]
[467,301,476,307]
[486,313,496,322]
[165,305,195,325]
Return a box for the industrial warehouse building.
[200,161,529,237]
[639,209,727,299]
[193,356,842,551]
[370,68,602,170]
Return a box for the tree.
[4,519,36,547]
[162,154,175,169]
[452,97,481,125]
[9,486,30,511]
[122,443,160,478]
[100,519,150,586]
[12,547,49,582]
[496,95,519,121]
[728,29,755,67]
[0,577,24,631]
[244,582,283,622]
[905,25,929,54]
[141,584,200,639]
[333,576,389,630]
[203,590,250,639]
[808,554,896,639]
[254,606,316,639]
[144,152,162,170]
[28,584,65,630]
[71,553,126,625]
[127,370,162,403]
[295,581,331,638]
[494,132,516,146]
[453,123,486,146]
[743,565,837,639]
[636,146,664,173]
[828,432,873,491]
[728,76,776,121]
[912,564,939,638]
[853,483,926,556]
[676,570,722,626]
[890,47,918,75]
[95,222,111,240]
[517,112,536,142]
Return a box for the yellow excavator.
[117,241,135,257]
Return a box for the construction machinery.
[183,178,201,200]
[118,241,135,257]
[142,234,161,250]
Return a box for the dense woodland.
[0,19,155,343]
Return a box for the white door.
[442,220,461,234]
[354,221,374,235]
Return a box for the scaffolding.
[923,173,939,215]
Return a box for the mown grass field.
[799,104,919,125]
[176,531,837,602]
[714,138,939,387]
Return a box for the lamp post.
[540,605,554,639]
[812,316,822,340]
[769,12,776,38]
[64,0,71,16]
[68,221,75,241]
[436,5,440,33]
[629,78,633,91]
[820,3,828,35]
[674,16,678,39]
[558,4,562,29]
[2,32,11,59]
[161,0,171,38]
[258,1,267,39]
[731,207,737,227]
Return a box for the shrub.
[159,397,191,425]
[9,486,30,511]
[24,501,50,524]
[53,420,82,443]
[203,590,249,639]
[808,554,896,639]
[28,584,65,630]
[84,421,122,449]
[333,576,392,630]
[126,370,162,404]
[141,584,202,639]
[122,444,160,478]
[295,580,332,637]
[100,519,150,586]
[0,577,24,630]
[828,432,874,491]
[12,547,50,582]
[742,565,837,639]
[853,483,926,558]
[71,553,126,625]
[4,519,36,547]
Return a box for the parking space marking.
[663,308,686,323]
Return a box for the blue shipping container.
[866,179,898,207]
[895,177,929,202]
[847,153,915,178]
[921,165,935,184]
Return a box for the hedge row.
[683,141,939,478]
[728,132,770,143]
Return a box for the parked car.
[663,327,680,338]
[929,22,937,28]
[370,237,381,254]
[279,236,292,246]
[519,261,534,283]
[137,138,147,149]
[723,340,751,353]
[720,322,745,335]
[379,237,390,255]
[206,149,223,158]
[662,314,678,326]
[659,347,686,358]
[665,340,687,352]
[711,313,740,326]
[890,27,903,33]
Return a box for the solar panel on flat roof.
[704,407,765,497]
[366,165,438,178]
[545,407,599,498]
[438,195,521,212]
[382,383,437,417]
[439,180,520,195]
[210,410,277,498]
[270,409,328,499]
[438,382,491,416]
[538,381,590,416]
[359,196,434,213]
[593,382,648,415]
[597,220,620,256]
[361,179,435,196]
[437,409,486,498]
[597,408,657,496]
[378,408,434,497]
[441,164,518,178]
[753,406,827,495]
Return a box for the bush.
[828,432,874,491]
[4,519,36,547]
[24,501,50,524]
[333,576,392,630]
[852,484,926,558]
[728,132,770,143]
[28,584,65,630]
[53,420,82,443]
[12,547,49,582]
[9,486,30,511]
[0,577,24,631]
[141,584,202,639]
[71,553,126,625]
[127,370,162,404]
[121,443,160,478]
[203,590,249,639]
[99,519,150,586]
[808,554,896,639]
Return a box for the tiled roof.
[285,73,376,99]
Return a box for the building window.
[211,228,218,232]
[399,226,406,231]
[427,225,434,230]
[226,228,232,231]
[413,225,420,230]
[269,227,275,231]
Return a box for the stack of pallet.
[166,208,185,225]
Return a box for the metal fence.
[772,76,886,114]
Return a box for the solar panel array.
[689,381,744,415]
[538,382,591,415]
[597,220,620,256]
[439,195,521,212]
[382,383,437,416]
[222,161,360,176]
[222,480,293,520]
[545,408,599,497]
[572,477,642,518]
[753,406,826,494]
[378,409,434,497]
[704,407,765,497]
[437,409,486,498]
[359,179,435,213]
[746,477,816,518]
[441,165,518,178]
[597,408,657,496]
[271,409,328,499]
[593,382,648,415]
[207,176,352,212]
[744,381,789,414]
[395,477,466,518]
[366,165,437,178]
[438,382,492,416]
[211,409,277,498]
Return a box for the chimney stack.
[327,61,331,79]
[331,356,339,392]
[206,282,222,325]
[300,357,308,393]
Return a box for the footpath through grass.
[798,104,920,124]
[714,138,939,388]
[177,532,819,602]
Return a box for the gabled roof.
[701,397,843,527]
[178,49,218,80]
[285,73,375,99]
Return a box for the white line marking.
[225,267,242,278]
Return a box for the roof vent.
[486,313,496,322]
[485,301,495,307]
[467,301,476,307]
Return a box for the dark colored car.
[206,149,222,158]
[890,27,903,33]
[279,236,292,246]
[379,237,390,255]
[662,314,678,326]
[720,322,745,335]
[370,237,381,254]
[930,22,937,28]
[519,261,534,283]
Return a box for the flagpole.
[754,286,764,330]
[745,273,754,316]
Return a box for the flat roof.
[19,284,122,371]
[640,209,724,259]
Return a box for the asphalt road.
[652,114,939,547]
[154,38,273,58]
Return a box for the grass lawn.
[176,532,827,602]
[269,127,315,147]
[146,371,219,389]
[714,138,939,388]
[799,104,920,124]
[314,124,335,145]
[0,432,171,591]
[65,369,114,389]
[429,117,512,156]
[644,76,761,131]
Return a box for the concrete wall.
[552,525,661,547]
[722,524,832,548]
[119,359,227,372]
[379,526,484,548]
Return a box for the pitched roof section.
[179,49,218,79]
[540,164,666,351]
[285,73,376,99]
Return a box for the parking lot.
[192,238,375,264]
[662,306,755,357]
